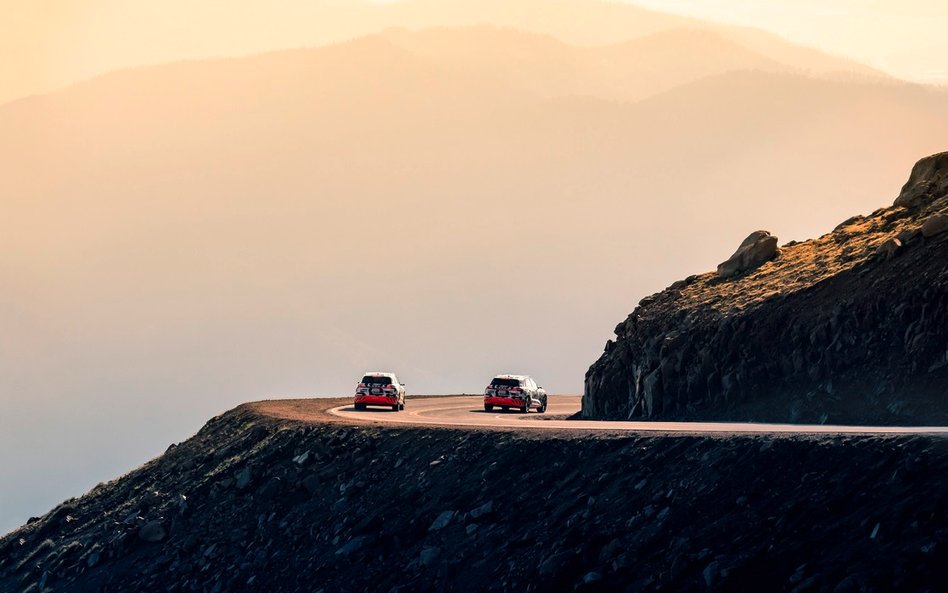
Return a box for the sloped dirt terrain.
[1,401,946,593]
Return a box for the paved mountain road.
[322,395,948,435]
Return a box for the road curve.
[327,395,948,435]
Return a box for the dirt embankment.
[1,402,946,593]
[585,152,948,425]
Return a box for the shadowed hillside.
[1,402,946,592]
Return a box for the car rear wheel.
[484,404,493,412]
[391,404,399,411]
[520,400,529,413]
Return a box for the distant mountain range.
[374,26,888,102]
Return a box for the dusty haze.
[2,0,947,534]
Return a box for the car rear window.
[362,376,392,385]
[491,378,521,387]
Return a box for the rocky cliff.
[1,401,946,593]
[584,152,948,424]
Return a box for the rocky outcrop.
[2,403,947,593]
[585,153,948,424]
[894,151,948,209]
[716,230,779,277]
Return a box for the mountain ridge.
[584,152,948,424]
[1,23,897,111]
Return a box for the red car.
[484,374,547,413]
[354,372,406,411]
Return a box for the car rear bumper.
[484,396,529,408]
[355,395,399,406]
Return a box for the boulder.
[897,228,922,244]
[703,560,721,588]
[539,552,571,577]
[234,467,252,490]
[894,151,948,208]
[469,501,494,520]
[921,213,948,238]
[717,231,779,277]
[334,536,368,557]
[429,510,455,531]
[86,549,101,568]
[257,477,283,501]
[581,572,603,587]
[138,520,166,543]
[302,475,322,495]
[419,546,441,568]
[875,238,902,259]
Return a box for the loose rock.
[235,468,253,490]
[469,501,494,520]
[419,547,441,567]
[335,536,368,557]
[716,230,779,277]
[138,521,166,543]
[921,213,948,238]
[875,237,902,259]
[429,511,455,531]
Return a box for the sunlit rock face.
[894,151,948,209]
[584,153,948,424]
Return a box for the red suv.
[354,372,406,411]
[484,374,547,413]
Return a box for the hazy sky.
[633,0,948,82]
[2,0,947,106]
